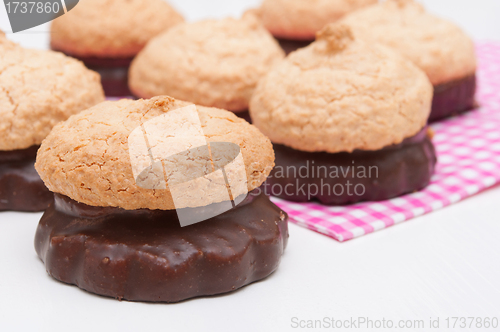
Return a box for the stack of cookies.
[0,32,104,212]
[0,0,480,303]
[50,0,184,96]
[34,96,289,302]
[250,24,437,204]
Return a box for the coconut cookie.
[35,96,288,303]
[129,15,285,118]
[338,0,477,121]
[51,0,184,96]
[0,33,104,212]
[250,25,437,204]
[254,0,377,54]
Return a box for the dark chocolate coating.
[35,190,288,303]
[430,74,476,122]
[0,146,52,212]
[236,110,252,123]
[264,129,437,205]
[276,38,314,55]
[51,48,133,97]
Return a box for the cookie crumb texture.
[338,0,476,85]
[129,16,285,112]
[257,0,377,40]
[0,36,104,151]
[250,25,433,153]
[50,0,184,58]
[35,191,288,303]
[35,96,275,210]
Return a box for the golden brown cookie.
[129,16,285,112]
[50,0,184,58]
[256,0,377,40]
[0,35,104,151]
[249,24,433,153]
[36,96,275,210]
[338,0,476,85]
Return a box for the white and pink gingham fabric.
[272,42,500,242]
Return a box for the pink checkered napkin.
[271,42,500,242]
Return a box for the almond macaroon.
[338,0,477,121]
[0,32,104,212]
[50,0,184,96]
[254,0,377,54]
[250,25,437,205]
[129,15,285,120]
[35,96,288,303]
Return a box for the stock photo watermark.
[3,0,79,33]
[256,161,380,200]
[128,105,248,227]
[290,316,499,330]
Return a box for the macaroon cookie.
[129,15,285,119]
[50,0,184,96]
[249,25,437,205]
[34,96,288,303]
[338,0,477,121]
[254,0,377,54]
[0,32,104,212]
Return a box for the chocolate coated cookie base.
[265,129,437,205]
[35,191,288,303]
[0,146,52,212]
[430,74,476,122]
[236,110,252,123]
[52,48,133,97]
[276,38,314,55]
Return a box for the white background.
[1,1,500,331]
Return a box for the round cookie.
[0,34,104,212]
[129,16,285,113]
[34,95,288,303]
[250,25,436,204]
[257,0,377,40]
[0,36,104,151]
[254,0,377,54]
[250,24,433,154]
[50,0,184,58]
[50,0,184,97]
[36,96,275,210]
[338,0,477,121]
[35,190,288,303]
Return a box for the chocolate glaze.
[264,129,437,205]
[236,110,252,123]
[51,48,133,97]
[276,38,314,55]
[35,190,288,303]
[430,74,476,122]
[0,146,52,212]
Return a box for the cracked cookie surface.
[129,16,285,112]
[35,96,275,210]
[249,25,433,153]
[0,33,104,151]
